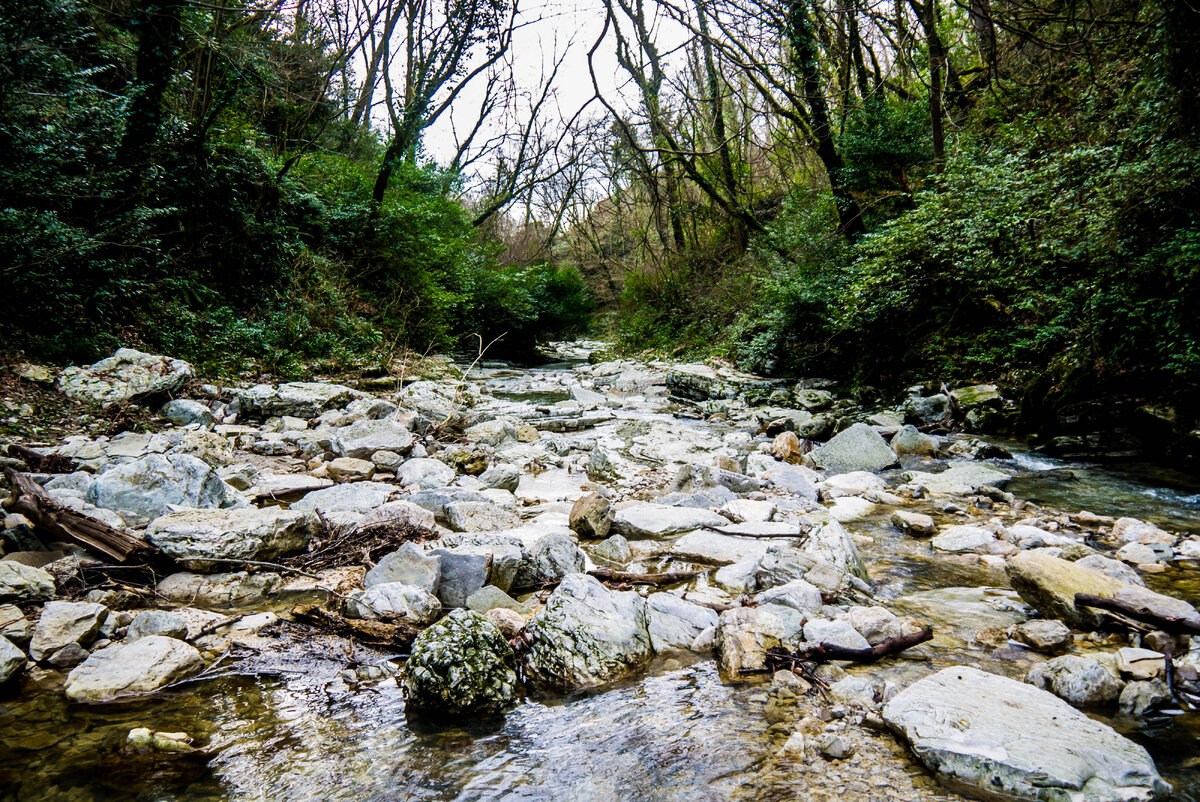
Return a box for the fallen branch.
[587,568,704,587]
[291,604,421,650]
[700,523,810,540]
[742,626,934,674]
[1074,593,1200,636]
[3,468,157,563]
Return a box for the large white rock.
[884,666,1170,801]
[289,481,398,516]
[237,382,358,419]
[0,562,56,603]
[714,604,806,678]
[396,457,455,489]
[932,525,997,554]
[1,636,28,684]
[30,601,108,661]
[87,453,239,526]
[522,573,652,689]
[146,507,315,570]
[671,530,771,565]
[59,349,193,407]
[646,593,718,652]
[612,504,726,538]
[903,463,1010,496]
[346,582,441,624]
[809,423,898,475]
[802,520,869,581]
[335,418,415,459]
[65,636,204,703]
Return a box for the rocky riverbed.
[2,343,1200,801]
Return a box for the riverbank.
[1,343,1199,800]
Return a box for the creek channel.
[2,344,1200,801]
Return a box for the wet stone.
[402,609,519,716]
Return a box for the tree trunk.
[118,0,185,179]
[787,0,866,239]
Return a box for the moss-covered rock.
[402,609,519,716]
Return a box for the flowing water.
[3,349,1200,801]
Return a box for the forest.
[1,0,1197,438]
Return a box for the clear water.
[5,356,1200,800]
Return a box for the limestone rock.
[1027,654,1124,706]
[237,382,358,420]
[365,543,441,594]
[157,571,281,610]
[444,501,513,532]
[0,562,55,603]
[1007,551,1200,630]
[356,500,436,532]
[1013,619,1072,654]
[803,619,870,651]
[59,349,193,407]
[771,431,803,464]
[162,399,213,427]
[126,611,188,641]
[932,525,997,554]
[1112,518,1175,546]
[478,464,520,492]
[522,573,652,689]
[842,606,902,645]
[715,605,805,679]
[289,481,398,516]
[396,457,455,489]
[891,510,936,537]
[347,582,441,624]
[30,601,108,661]
[65,636,204,703]
[754,579,823,616]
[403,609,519,716]
[903,464,1011,496]
[590,534,632,565]
[646,593,718,653]
[430,548,493,608]
[146,507,314,570]
[884,666,1170,801]
[809,423,898,476]
[88,453,239,526]
[802,520,869,581]
[890,425,938,457]
[336,418,415,459]
[326,457,376,481]
[0,635,25,684]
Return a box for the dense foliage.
[0,0,592,374]
[586,0,1199,438]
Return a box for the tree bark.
[786,0,866,239]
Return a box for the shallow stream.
[3,351,1200,801]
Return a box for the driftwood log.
[741,626,934,675]
[1074,593,1200,636]
[291,604,421,650]
[3,468,157,563]
[586,568,704,586]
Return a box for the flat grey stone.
[30,601,108,661]
[366,543,441,594]
[809,423,898,476]
[883,666,1170,801]
[65,635,204,703]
